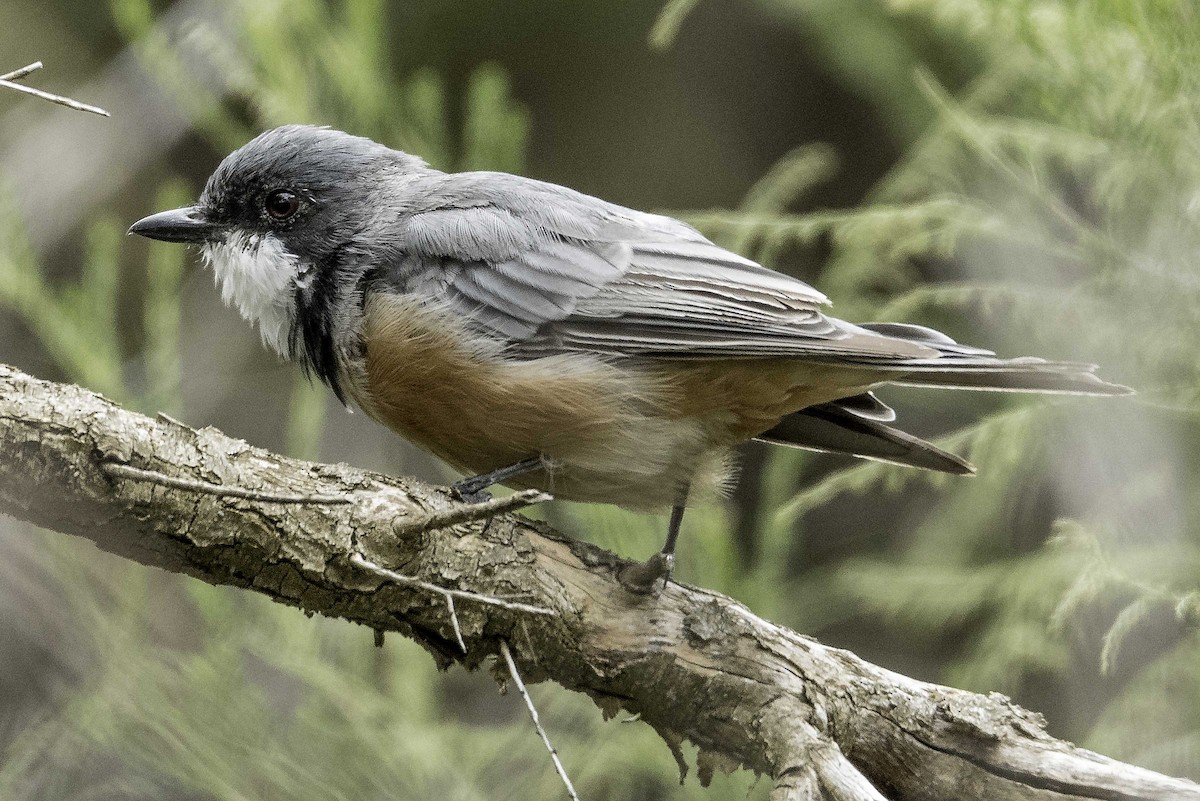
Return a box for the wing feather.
[393,172,934,361]
[456,266,575,321]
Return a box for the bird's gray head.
[129,125,429,397]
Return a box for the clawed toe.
[618,552,675,595]
[451,457,544,504]
[451,480,493,504]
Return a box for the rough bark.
[0,362,1195,801]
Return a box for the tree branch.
[0,61,110,116]
[0,362,1195,801]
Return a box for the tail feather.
[763,325,1130,472]
[854,323,1133,396]
[885,361,1133,395]
[758,396,975,475]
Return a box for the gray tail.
[760,325,1130,472]
[887,361,1132,395]
[757,393,975,475]
[856,323,1133,396]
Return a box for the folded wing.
[395,173,935,361]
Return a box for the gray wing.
[392,172,936,361]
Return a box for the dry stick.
[101,462,352,505]
[391,489,553,535]
[350,554,554,653]
[445,594,464,653]
[0,66,110,117]
[500,640,581,801]
[0,62,43,82]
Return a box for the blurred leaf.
[459,64,530,175]
[285,373,327,462]
[142,181,191,416]
[650,0,702,49]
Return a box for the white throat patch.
[202,232,301,357]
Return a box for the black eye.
[265,190,300,220]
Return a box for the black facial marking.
[291,245,351,403]
[356,263,386,312]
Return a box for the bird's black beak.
[128,206,221,244]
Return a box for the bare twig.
[445,594,466,653]
[101,462,351,505]
[0,62,43,82]
[392,488,552,535]
[351,554,554,653]
[0,62,109,117]
[351,554,553,616]
[500,640,580,801]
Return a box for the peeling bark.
[0,363,1195,801]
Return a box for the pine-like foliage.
[657,0,1200,776]
[1,0,1197,796]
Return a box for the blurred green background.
[1,0,1197,798]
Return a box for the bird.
[129,125,1130,593]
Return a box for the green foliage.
[660,0,1199,774]
[664,0,1200,776]
[1086,640,1200,775]
[3,0,1199,794]
[141,181,191,415]
[285,373,328,463]
[113,0,530,173]
[0,189,124,400]
[650,0,703,50]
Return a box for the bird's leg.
[452,456,544,503]
[619,485,689,595]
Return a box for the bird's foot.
[618,552,675,595]
[451,456,544,504]
[450,477,493,505]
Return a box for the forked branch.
[0,61,110,116]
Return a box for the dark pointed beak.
[128,206,221,244]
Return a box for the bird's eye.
[265,190,301,220]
